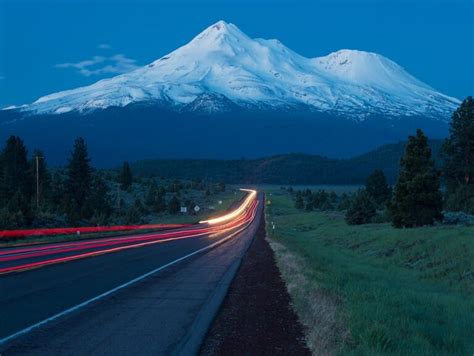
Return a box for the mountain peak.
[17,21,459,119]
[314,48,432,92]
[210,20,229,31]
[191,20,245,44]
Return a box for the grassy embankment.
[0,189,244,247]
[264,187,474,355]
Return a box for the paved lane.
[0,191,259,351]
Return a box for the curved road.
[0,190,262,355]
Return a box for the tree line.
[0,137,115,228]
[294,96,474,228]
[0,136,225,230]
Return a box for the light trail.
[0,190,259,274]
[0,223,189,239]
[199,189,257,225]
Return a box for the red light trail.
[0,190,258,275]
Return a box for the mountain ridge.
[5,20,459,120]
[130,139,445,185]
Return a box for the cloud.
[0,76,5,80]
[97,43,112,50]
[55,54,139,77]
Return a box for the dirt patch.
[200,211,310,355]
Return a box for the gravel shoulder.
[200,208,310,355]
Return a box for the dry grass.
[268,238,351,355]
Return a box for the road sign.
[180,207,187,213]
[194,205,201,212]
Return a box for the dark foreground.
[0,194,260,354]
[200,215,310,355]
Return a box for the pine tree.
[145,181,158,208]
[443,96,474,212]
[153,192,167,213]
[65,137,92,223]
[119,161,133,191]
[167,195,180,215]
[345,189,376,225]
[126,199,144,224]
[390,129,443,228]
[294,192,304,209]
[145,182,166,213]
[88,173,112,220]
[366,170,391,206]
[0,136,32,205]
[0,136,33,225]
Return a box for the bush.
[345,189,376,225]
[442,211,474,226]
[445,185,474,214]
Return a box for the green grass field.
[264,187,474,355]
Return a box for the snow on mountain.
[17,20,459,120]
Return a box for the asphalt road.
[0,191,261,354]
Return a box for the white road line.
[0,219,254,347]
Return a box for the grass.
[260,184,362,195]
[0,189,245,247]
[264,187,474,355]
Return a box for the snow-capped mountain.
[15,20,458,120]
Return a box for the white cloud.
[55,54,139,77]
[97,43,112,50]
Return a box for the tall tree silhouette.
[390,129,442,228]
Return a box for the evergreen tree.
[145,182,166,213]
[145,181,158,207]
[0,136,33,225]
[443,96,474,212]
[119,161,133,191]
[217,182,226,192]
[390,129,443,228]
[338,193,353,211]
[126,199,144,224]
[345,189,376,225]
[88,173,112,220]
[294,192,304,209]
[133,197,146,215]
[0,136,32,205]
[153,192,167,213]
[167,195,180,215]
[312,190,330,210]
[65,137,92,223]
[366,170,391,206]
[50,171,67,210]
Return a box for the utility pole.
[116,183,121,213]
[35,155,43,210]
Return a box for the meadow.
[264,187,474,355]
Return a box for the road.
[0,189,262,355]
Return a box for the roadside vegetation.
[266,188,474,355]
[266,97,474,354]
[0,136,239,238]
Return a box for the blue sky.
[0,0,472,107]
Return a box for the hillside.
[131,139,444,185]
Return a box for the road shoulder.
[200,210,310,355]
